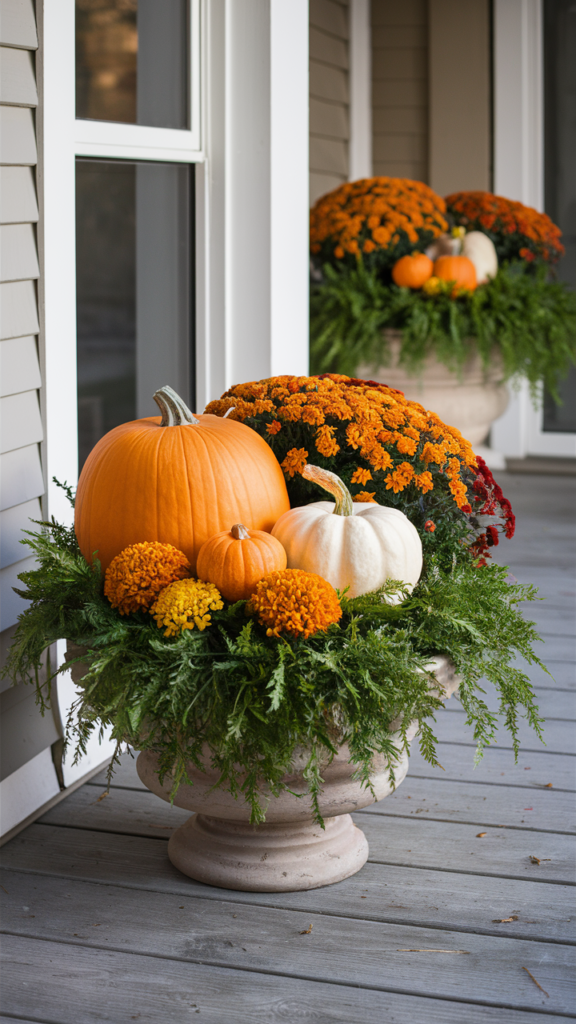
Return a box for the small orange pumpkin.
[392,253,433,289]
[433,255,477,292]
[197,524,287,602]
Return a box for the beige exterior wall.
[371,0,428,182]
[429,0,491,195]
[309,0,350,205]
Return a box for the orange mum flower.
[281,447,308,477]
[354,490,377,503]
[351,467,373,485]
[247,569,342,639]
[104,542,191,616]
[205,374,481,519]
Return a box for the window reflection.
[76,0,188,129]
[76,159,194,470]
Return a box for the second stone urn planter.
[358,332,509,464]
[137,655,459,893]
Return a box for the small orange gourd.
[197,524,287,603]
[391,253,433,289]
[433,255,477,292]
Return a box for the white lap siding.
[0,0,61,839]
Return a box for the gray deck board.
[1,472,575,1023]
[3,829,574,943]
[2,934,570,1024]
[2,873,575,1014]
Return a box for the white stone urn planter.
[136,655,459,893]
[358,331,509,466]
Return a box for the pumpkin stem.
[231,524,251,540]
[153,386,199,426]
[302,464,354,517]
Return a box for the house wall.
[0,0,62,836]
[371,0,429,182]
[309,0,350,205]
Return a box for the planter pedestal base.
[167,811,368,892]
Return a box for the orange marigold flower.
[384,462,414,493]
[301,404,326,426]
[414,471,434,494]
[247,569,342,639]
[281,447,308,477]
[104,542,191,616]
[266,419,282,435]
[351,467,373,485]
[354,490,377,503]
[346,423,364,449]
[395,434,418,456]
[315,425,340,457]
[421,441,448,466]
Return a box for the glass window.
[76,159,194,469]
[75,0,188,129]
[543,0,576,433]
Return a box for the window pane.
[76,1,188,129]
[543,0,576,433]
[76,159,194,470]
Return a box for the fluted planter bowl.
[358,331,509,448]
[137,655,459,893]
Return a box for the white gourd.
[271,465,423,600]
[461,231,498,284]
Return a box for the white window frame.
[492,0,576,460]
[36,0,205,783]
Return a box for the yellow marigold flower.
[449,478,468,509]
[104,542,191,616]
[414,471,434,494]
[246,569,342,639]
[354,490,377,503]
[351,467,373,485]
[315,425,340,457]
[266,419,282,435]
[281,447,308,477]
[151,578,224,637]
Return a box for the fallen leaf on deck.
[530,856,541,864]
[476,832,487,838]
[397,949,470,954]
[300,923,313,934]
[492,916,518,923]
[522,967,549,997]
[0,885,8,894]
[93,791,109,804]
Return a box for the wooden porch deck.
[1,472,575,1023]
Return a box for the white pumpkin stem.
[302,464,354,517]
[231,524,250,540]
[153,386,199,426]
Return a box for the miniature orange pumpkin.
[391,253,433,289]
[433,255,477,292]
[75,387,290,574]
[197,523,287,602]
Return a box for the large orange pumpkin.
[197,523,287,602]
[433,255,477,292]
[392,252,433,289]
[75,387,291,574]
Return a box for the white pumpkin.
[271,465,423,600]
[462,231,498,284]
